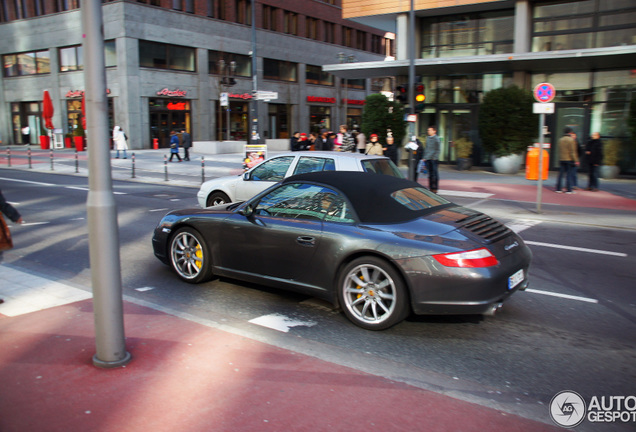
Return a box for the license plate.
[508,269,524,290]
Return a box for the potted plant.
[455,137,473,170]
[73,123,85,151]
[600,139,621,179]
[39,133,50,150]
[478,85,537,174]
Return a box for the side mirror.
[239,204,254,218]
[243,171,251,181]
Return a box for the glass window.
[293,157,336,175]
[361,159,404,178]
[284,11,297,35]
[105,40,117,67]
[306,65,334,86]
[59,46,82,71]
[209,51,251,77]
[255,183,354,223]
[250,156,294,182]
[139,40,195,72]
[263,58,297,82]
[391,187,449,211]
[3,50,50,76]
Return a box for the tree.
[361,94,406,144]
[478,85,537,157]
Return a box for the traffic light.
[395,85,407,103]
[415,83,426,113]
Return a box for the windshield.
[391,187,450,210]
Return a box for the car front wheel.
[338,257,409,330]
[169,227,213,283]
[207,191,231,207]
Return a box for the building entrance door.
[551,105,587,168]
[439,109,472,162]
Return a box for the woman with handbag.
[1,189,24,304]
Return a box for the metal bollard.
[28,146,32,169]
[6,148,11,167]
[164,154,168,181]
[201,156,205,183]
[131,153,136,178]
[50,149,54,171]
[75,149,79,173]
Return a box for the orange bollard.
[526,147,549,180]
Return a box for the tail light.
[433,248,499,268]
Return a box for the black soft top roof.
[283,171,437,224]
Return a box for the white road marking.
[149,208,169,212]
[0,177,55,186]
[506,220,543,234]
[65,186,126,195]
[438,190,493,199]
[19,222,50,226]
[135,287,155,292]
[0,266,92,317]
[524,240,627,257]
[249,313,317,333]
[525,289,599,304]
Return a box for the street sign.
[255,91,278,101]
[220,92,229,107]
[533,102,555,114]
[534,83,556,103]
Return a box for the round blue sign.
[534,83,556,103]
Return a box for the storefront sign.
[345,99,365,105]
[229,93,253,100]
[156,88,187,97]
[65,89,111,98]
[307,96,336,104]
[167,102,188,111]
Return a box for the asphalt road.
[1,169,635,431]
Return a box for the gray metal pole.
[407,0,416,181]
[250,0,260,144]
[536,113,545,213]
[82,0,131,368]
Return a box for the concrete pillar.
[115,37,142,149]
[196,48,211,142]
[513,0,532,90]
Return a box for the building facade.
[1,0,393,149]
[326,0,636,173]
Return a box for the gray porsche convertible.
[152,171,531,330]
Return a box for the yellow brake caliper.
[195,245,203,269]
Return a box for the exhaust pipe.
[484,302,503,316]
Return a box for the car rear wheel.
[338,257,409,330]
[206,191,230,207]
[169,227,213,283]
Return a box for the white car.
[197,151,403,207]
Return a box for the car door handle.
[296,236,316,246]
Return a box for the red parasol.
[81,93,87,130]
[42,90,54,130]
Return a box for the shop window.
[263,58,297,82]
[139,40,196,72]
[3,50,50,77]
[209,51,251,77]
[306,65,334,86]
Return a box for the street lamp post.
[218,59,236,141]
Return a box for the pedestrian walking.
[423,126,441,193]
[290,132,301,151]
[338,125,355,152]
[555,127,579,194]
[180,128,192,161]
[383,135,398,165]
[113,126,128,159]
[169,130,182,162]
[317,129,335,151]
[365,134,383,155]
[585,132,604,191]
[356,130,366,154]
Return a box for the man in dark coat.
[585,132,604,191]
[180,128,192,161]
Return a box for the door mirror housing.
[239,204,254,218]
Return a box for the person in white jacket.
[113,126,128,159]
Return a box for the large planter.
[491,154,523,174]
[456,157,472,171]
[74,136,85,152]
[39,135,50,150]
[600,165,620,179]
[65,137,73,148]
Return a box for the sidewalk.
[1,147,634,431]
[0,265,562,432]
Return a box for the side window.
[293,156,336,175]
[250,156,294,181]
[254,183,354,223]
[361,159,404,178]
